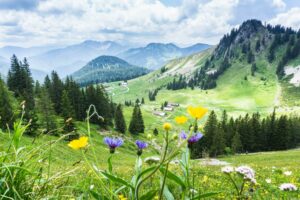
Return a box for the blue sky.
[0,0,299,47]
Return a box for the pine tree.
[0,77,14,129]
[129,104,144,134]
[210,125,226,156]
[231,131,242,154]
[37,88,57,134]
[114,104,126,134]
[49,71,64,114]
[7,56,38,135]
[34,80,41,96]
[61,90,75,134]
[7,55,22,96]
[250,112,261,151]
[203,111,218,154]
[273,115,289,150]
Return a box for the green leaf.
[160,167,186,190]
[191,192,220,199]
[89,190,110,200]
[114,185,127,194]
[108,155,113,174]
[139,190,158,200]
[136,166,156,181]
[101,171,134,190]
[163,185,175,200]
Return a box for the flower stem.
[135,130,169,200]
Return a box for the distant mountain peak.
[118,42,211,69]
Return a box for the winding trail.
[107,85,129,96]
[274,81,281,107]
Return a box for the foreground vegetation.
[0,106,299,199]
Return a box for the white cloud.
[0,0,241,47]
[269,7,300,30]
[271,0,286,10]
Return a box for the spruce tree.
[61,90,75,134]
[203,111,218,154]
[210,125,226,156]
[0,77,14,129]
[129,104,144,134]
[274,115,289,150]
[114,104,126,134]
[34,80,41,96]
[49,71,64,114]
[37,88,57,134]
[231,131,242,154]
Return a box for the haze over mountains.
[0,41,211,81]
[118,43,211,70]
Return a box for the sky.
[0,0,300,47]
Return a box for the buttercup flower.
[163,123,172,131]
[187,106,208,119]
[68,136,88,150]
[135,140,148,156]
[279,183,297,191]
[104,137,123,154]
[175,116,188,124]
[221,166,234,174]
[118,194,127,200]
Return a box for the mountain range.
[0,41,210,81]
[118,43,211,70]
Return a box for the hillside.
[71,55,150,86]
[118,42,211,70]
[108,20,300,116]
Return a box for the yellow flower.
[68,136,88,150]
[163,123,172,131]
[187,106,208,119]
[203,175,208,183]
[175,116,188,124]
[154,196,159,200]
[118,195,127,200]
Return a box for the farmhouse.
[120,81,128,86]
[167,102,180,107]
[163,106,173,111]
[153,111,166,117]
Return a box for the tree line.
[0,55,146,137]
[191,110,300,158]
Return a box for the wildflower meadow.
[0,105,299,199]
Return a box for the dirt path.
[274,81,281,107]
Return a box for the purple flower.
[180,131,187,140]
[135,140,148,156]
[135,140,148,149]
[104,137,123,153]
[188,132,203,146]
